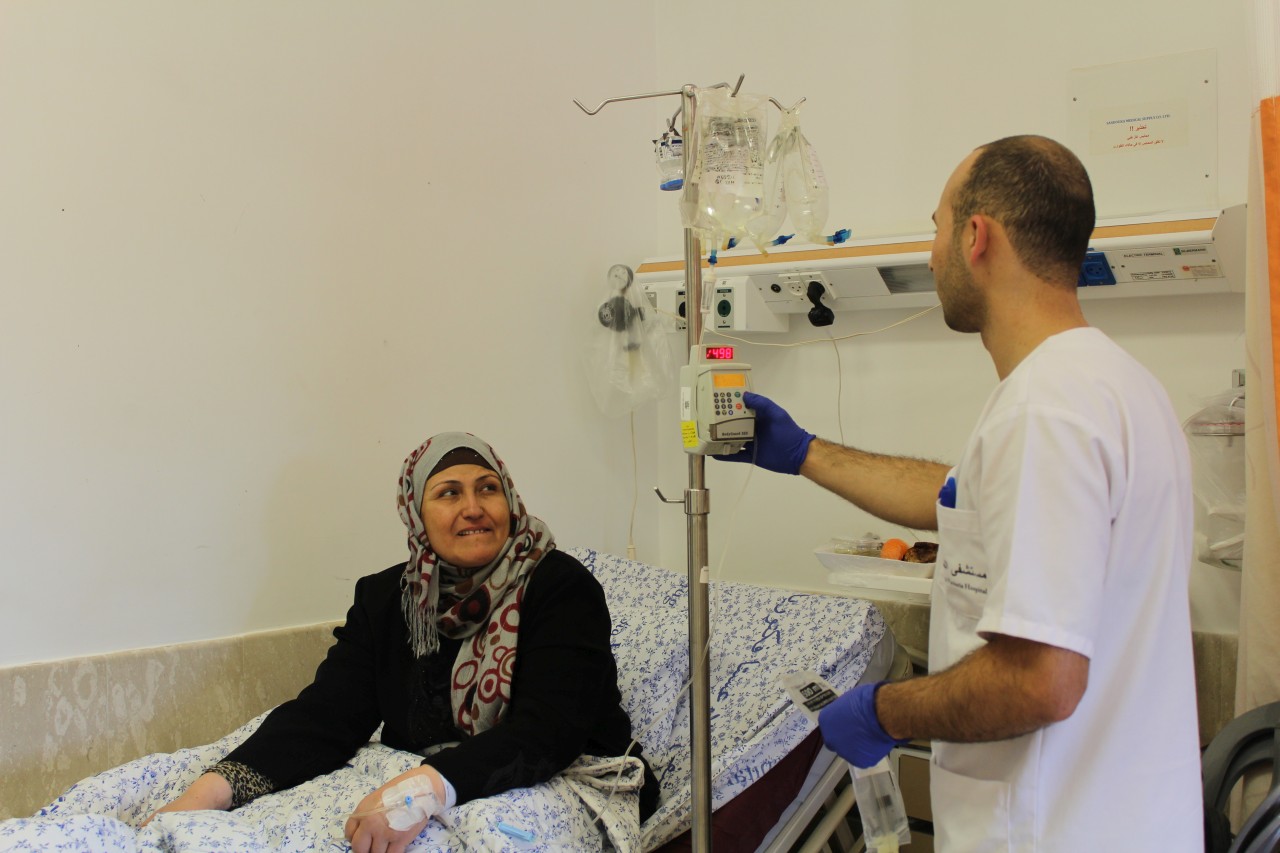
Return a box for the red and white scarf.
[397,432,554,736]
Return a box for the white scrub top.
[927,328,1202,852]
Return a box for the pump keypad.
[713,390,743,417]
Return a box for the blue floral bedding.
[0,549,885,852]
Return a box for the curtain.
[1239,0,1280,720]
[1236,0,1280,824]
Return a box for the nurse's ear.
[965,214,990,266]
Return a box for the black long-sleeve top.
[222,549,658,819]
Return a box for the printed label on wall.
[1067,49,1217,216]
[1089,100,1189,154]
[1110,244,1222,281]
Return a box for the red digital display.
[704,346,735,361]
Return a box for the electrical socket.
[775,272,833,301]
[773,272,837,304]
[1077,251,1116,287]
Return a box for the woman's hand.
[141,772,233,826]
[344,765,446,853]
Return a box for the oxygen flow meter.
[679,345,755,455]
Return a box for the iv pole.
[574,76,798,851]
[576,80,715,851]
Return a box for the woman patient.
[150,431,658,850]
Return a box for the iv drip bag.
[778,105,829,245]
[655,133,684,191]
[680,87,770,249]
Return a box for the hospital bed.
[576,548,899,852]
[0,548,895,852]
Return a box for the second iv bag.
[680,87,769,249]
[741,118,788,252]
[779,106,829,244]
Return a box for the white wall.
[1,1,1252,669]
[0,1,661,667]
[646,0,1251,630]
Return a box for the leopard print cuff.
[209,760,275,809]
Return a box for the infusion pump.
[679,345,755,455]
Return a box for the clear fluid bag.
[779,105,829,244]
[680,87,769,249]
[741,112,790,252]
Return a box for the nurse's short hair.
[952,135,1095,288]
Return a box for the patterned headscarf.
[397,432,555,735]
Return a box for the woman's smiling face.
[421,464,510,569]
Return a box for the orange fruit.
[880,538,909,561]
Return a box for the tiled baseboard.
[0,621,339,820]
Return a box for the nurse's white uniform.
[928,328,1202,852]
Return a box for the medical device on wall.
[643,279,789,333]
[679,345,754,455]
[635,204,1246,332]
[584,264,674,417]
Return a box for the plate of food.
[814,536,938,579]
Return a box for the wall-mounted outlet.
[772,272,834,302]
[642,283,687,331]
[1078,251,1117,286]
[641,278,787,333]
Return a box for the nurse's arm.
[874,633,1089,742]
[799,437,950,531]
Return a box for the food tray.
[813,542,935,579]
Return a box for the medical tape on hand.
[380,776,441,831]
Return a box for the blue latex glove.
[712,391,814,475]
[817,682,909,769]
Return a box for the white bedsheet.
[3,721,644,852]
[0,549,886,852]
